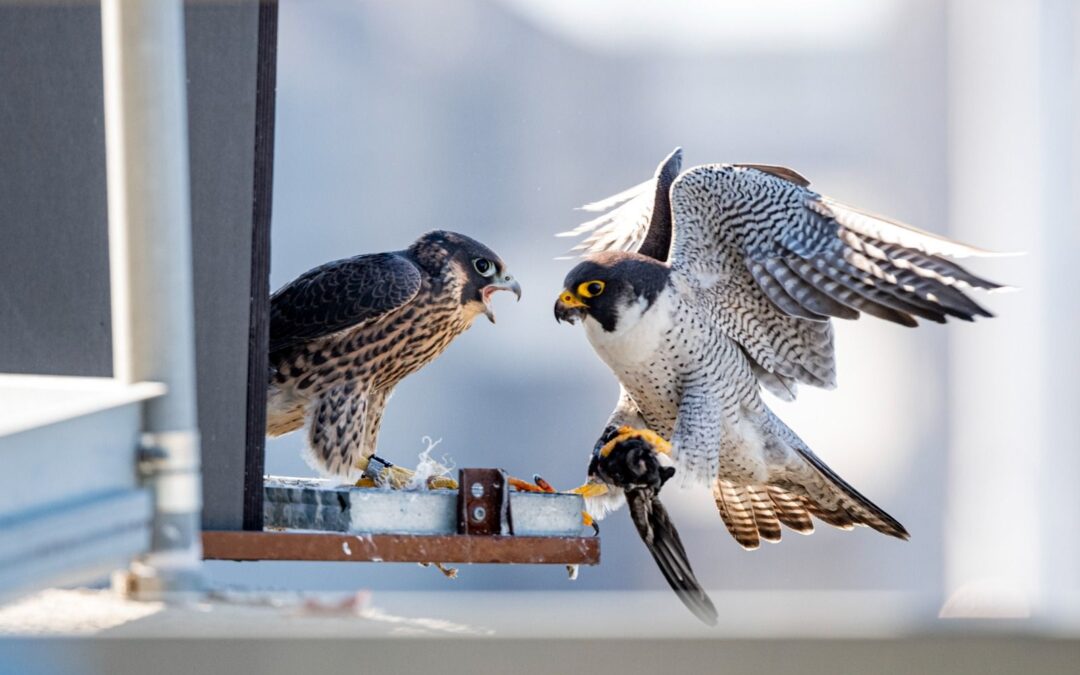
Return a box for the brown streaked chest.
[274,276,474,396]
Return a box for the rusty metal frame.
[203,531,599,565]
[203,468,601,565]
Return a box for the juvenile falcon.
[267,230,520,483]
[555,148,1009,555]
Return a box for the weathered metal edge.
[202,530,600,565]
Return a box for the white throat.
[583,292,671,369]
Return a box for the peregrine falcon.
[267,230,520,483]
[554,148,1007,606]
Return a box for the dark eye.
[473,258,496,277]
[578,280,605,298]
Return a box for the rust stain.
[203,531,600,565]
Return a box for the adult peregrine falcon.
[554,148,1007,611]
[267,230,520,483]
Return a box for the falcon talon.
[532,475,556,493]
[582,511,599,536]
[507,476,546,493]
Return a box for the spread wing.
[664,164,1005,390]
[269,252,422,358]
[557,148,682,262]
[562,150,1007,394]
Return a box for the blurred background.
[194,0,1079,619]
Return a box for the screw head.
[470,482,485,498]
[472,506,486,522]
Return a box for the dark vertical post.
[185,0,265,532]
[243,0,279,531]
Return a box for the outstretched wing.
[559,150,812,264]
[561,151,1007,393]
[557,148,682,261]
[269,252,422,358]
[664,164,1005,388]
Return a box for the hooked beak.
[554,289,588,324]
[481,274,522,324]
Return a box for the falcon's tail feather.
[714,475,906,547]
[711,411,909,547]
[713,482,820,549]
[793,444,910,540]
[766,486,815,535]
[712,481,763,550]
[771,411,908,540]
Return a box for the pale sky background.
[497,0,902,53]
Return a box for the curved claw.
[582,510,600,535]
[507,476,547,492]
[531,475,557,493]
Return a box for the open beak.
[481,274,521,324]
[554,289,588,324]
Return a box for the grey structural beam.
[101,0,203,596]
[181,0,275,533]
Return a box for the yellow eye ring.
[578,280,605,298]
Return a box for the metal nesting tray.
[261,476,586,537]
[202,470,600,565]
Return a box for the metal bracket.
[135,441,168,478]
[457,468,511,536]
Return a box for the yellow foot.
[507,475,552,493]
[355,456,459,490]
[599,426,672,458]
[569,482,610,499]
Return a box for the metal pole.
[101,0,203,596]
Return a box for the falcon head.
[554,251,669,332]
[410,231,521,323]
